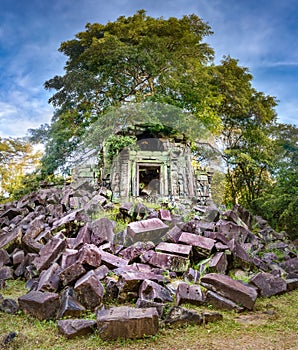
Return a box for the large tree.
[36,10,222,174]
[210,57,278,207]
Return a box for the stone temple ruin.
[78,124,213,204]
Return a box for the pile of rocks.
[0,183,297,340]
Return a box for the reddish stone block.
[178,232,215,257]
[58,319,96,339]
[18,291,60,320]
[155,242,192,257]
[127,218,168,244]
[149,252,189,272]
[200,273,258,310]
[97,306,159,340]
[176,282,204,306]
[74,270,104,310]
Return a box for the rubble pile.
[0,183,297,340]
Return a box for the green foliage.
[0,137,42,202]
[252,124,298,240]
[104,134,137,162]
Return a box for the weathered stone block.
[58,319,97,339]
[77,243,102,268]
[37,262,61,292]
[90,218,115,246]
[158,209,172,222]
[280,257,298,274]
[0,266,13,280]
[71,224,91,249]
[99,249,128,269]
[0,249,10,267]
[149,251,189,273]
[18,291,60,320]
[22,215,46,253]
[250,272,287,297]
[33,236,66,271]
[97,306,159,340]
[135,298,165,317]
[127,218,168,244]
[0,297,18,314]
[205,290,244,312]
[200,273,258,310]
[164,306,202,326]
[74,270,104,310]
[57,287,86,319]
[139,279,173,303]
[227,239,252,269]
[155,242,192,257]
[94,265,110,280]
[209,252,228,274]
[12,250,25,266]
[119,241,155,262]
[176,282,204,306]
[178,232,215,257]
[59,262,86,286]
[162,225,182,243]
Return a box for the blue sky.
[0,0,297,138]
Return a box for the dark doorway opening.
[138,164,160,196]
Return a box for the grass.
[1,279,298,350]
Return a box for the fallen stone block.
[71,224,91,249]
[37,262,61,292]
[286,278,298,291]
[200,273,258,310]
[12,249,25,266]
[178,232,215,257]
[94,265,110,280]
[99,249,128,269]
[227,239,253,269]
[58,319,97,339]
[250,272,287,297]
[0,226,22,250]
[216,219,249,245]
[209,252,228,274]
[59,262,86,286]
[139,279,173,303]
[90,218,115,246]
[0,249,10,267]
[77,243,102,268]
[33,236,66,271]
[97,306,159,340]
[22,215,46,253]
[0,266,13,281]
[155,242,192,257]
[205,290,244,312]
[201,311,223,324]
[164,306,202,326]
[127,218,169,244]
[119,241,155,262]
[158,209,172,222]
[0,297,18,314]
[176,282,204,306]
[57,287,86,319]
[74,270,104,310]
[280,257,298,275]
[149,252,189,273]
[18,291,60,320]
[135,298,165,317]
[162,225,182,243]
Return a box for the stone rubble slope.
[0,182,298,340]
